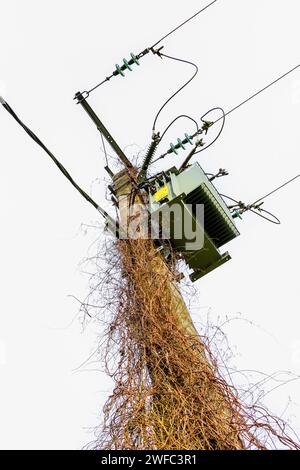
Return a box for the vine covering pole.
[112,168,244,449]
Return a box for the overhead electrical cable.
[0,97,109,219]
[249,208,281,225]
[220,174,300,225]
[220,193,281,225]
[193,107,225,155]
[151,63,300,168]
[151,107,225,167]
[160,114,199,140]
[150,0,218,48]
[81,0,218,96]
[152,53,199,131]
[252,174,300,205]
[213,63,300,125]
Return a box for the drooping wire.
[150,107,225,168]
[220,174,300,226]
[150,0,218,48]
[175,107,226,169]
[160,114,199,140]
[249,208,281,225]
[220,194,281,225]
[81,1,218,96]
[152,52,198,131]
[151,61,300,168]
[213,63,300,125]
[194,107,226,155]
[219,194,239,205]
[0,98,108,218]
[177,63,300,167]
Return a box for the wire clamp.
[151,46,164,58]
[209,168,229,181]
[201,120,214,134]
[74,91,90,103]
[195,138,205,148]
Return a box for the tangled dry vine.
[80,234,300,450]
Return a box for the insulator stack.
[232,209,243,219]
[167,133,193,155]
[113,53,140,77]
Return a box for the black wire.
[160,114,199,140]
[81,1,217,96]
[151,0,218,48]
[252,174,300,205]
[158,108,225,170]
[219,194,240,205]
[220,194,281,224]
[1,99,107,218]
[87,76,112,95]
[153,62,300,165]
[249,208,281,225]
[213,64,300,125]
[100,131,109,166]
[152,53,198,131]
[150,107,224,166]
[194,107,226,155]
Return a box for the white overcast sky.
[1,0,300,449]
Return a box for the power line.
[81,1,218,97]
[161,114,199,140]
[194,107,226,155]
[152,63,300,167]
[220,174,300,225]
[151,0,218,48]
[214,63,300,124]
[252,174,300,205]
[151,107,225,166]
[0,97,109,219]
[220,193,281,225]
[152,52,198,131]
[250,208,281,225]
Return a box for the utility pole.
[113,168,244,449]
[2,0,300,450]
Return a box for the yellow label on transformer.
[154,186,169,202]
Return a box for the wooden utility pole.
[113,169,199,336]
[113,168,244,450]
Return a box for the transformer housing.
[148,163,240,281]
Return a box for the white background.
[0,0,300,449]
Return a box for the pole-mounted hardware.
[113,53,140,77]
[138,132,161,181]
[179,139,205,170]
[209,168,229,181]
[74,91,133,170]
[165,133,194,156]
[154,120,214,164]
[228,200,280,224]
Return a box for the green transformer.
[148,163,240,281]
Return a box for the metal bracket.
[74,91,133,170]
